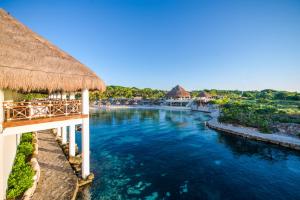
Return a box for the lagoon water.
[77,109,300,200]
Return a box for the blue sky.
[1,0,300,91]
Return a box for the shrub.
[219,102,274,133]
[6,154,34,199]
[6,133,34,199]
[21,133,33,143]
[22,93,48,100]
[18,142,34,159]
[210,98,229,105]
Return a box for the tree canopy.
[89,85,300,102]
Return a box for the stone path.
[32,130,78,200]
[207,111,300,151]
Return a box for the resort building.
[165,85,192,107]
[190,91,214,112]
[197,91,212,103]
[0,9,105,199]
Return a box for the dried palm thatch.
[166,85,190,98]
[198,91,211,98]
[0,9,105,92]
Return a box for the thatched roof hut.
[198,91,211,98]
[198,91,212,98]
[166,85,190,99]
[0,9,105,92]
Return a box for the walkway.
[32,130,78,200]
[207,112,300,151]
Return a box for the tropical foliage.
[192,89,300,101]
[6,133,34,199]
[219,101,300,133]
[22,93,48,100]
[90,85,166,100]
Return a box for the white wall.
[0,134,18,200]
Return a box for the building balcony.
[3,99,86,128]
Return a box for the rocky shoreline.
[207,111,300,151]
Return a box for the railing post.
[64,101,69,116]
[5,103,10,121]
[48,101,52,117]
[28,102,32,120]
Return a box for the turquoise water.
[77,109,300,200]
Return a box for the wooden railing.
[3,100,82,121]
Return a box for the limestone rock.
[69,156,82,165]
[87,173,95,181]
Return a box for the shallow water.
[77,109,300,200]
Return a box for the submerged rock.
[145,192,159,200]
[87,173,95,181]
[214,160,222,165]
[127,181,152,196]
[179,181,189,194]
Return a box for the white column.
[82,89,89,114]
[0,89,4,133]
[81,88,90,179]
[56,92,61,99]
[62,126,67,144]
[69,124,76,157]
[62,92,67,100]
[16,133,21,145]
[57,127,62,137]
[69,92,75,100]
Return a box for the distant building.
[198,91,212,103]
[165,85,192,107]
[166,85,191,100]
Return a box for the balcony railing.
[3,100,82,121]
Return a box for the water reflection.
[90,109,160,125]
[216,132,298,162]
[90,109,137,125]
[164,110,191,128]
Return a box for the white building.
[0,9,105,199]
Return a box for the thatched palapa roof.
[198,91,211,98]
[0,9,105,92]
[166,85,190,98]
